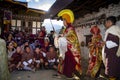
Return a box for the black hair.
[48,45,55,51]
[24,40,29,44]
[35,45,41,49]
[106,16,116,25]
[24,45,30,50]
[6,42,11,47]
[57,16,63,21]
[50,31,54,33]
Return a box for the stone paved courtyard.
[11,70,63,80]
[10,69,107,80]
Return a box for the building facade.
[0,0,45,34]
[74,2,120,59]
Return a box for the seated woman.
[7,33,14,43]
[9,46,23,72]
[22,46,35,72]
[7,42,16,69]
[46,46,58,69]
[33,46,48,70]
[7,42,16,60]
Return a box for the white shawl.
[102,25,120,65]
[58,36,67,59]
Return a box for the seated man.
[33,46,48,70]
[9,46,22,72]
[42,39,50,53]
[46,46,58,69]
[21,40,33,53]
[22,46,35,72]
[30,40,40,50]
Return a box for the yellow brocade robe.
[87,34,103,78]
[64,26,82,75]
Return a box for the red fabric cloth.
[63,49,77,78]
[46,51,57,60]
[41,30,46,38]
[11,52,22,64]
[34,52,44,60]
[34,52,47,62]
[38,31,46,47]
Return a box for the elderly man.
[102,16,120,80]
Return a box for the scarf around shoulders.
[103,25,120,58]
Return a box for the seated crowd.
[4,28,58,72]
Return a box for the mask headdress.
[90,26,101,35]
[58,9,74,23]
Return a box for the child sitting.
[9,46,22,72]
[22,46,35,72]
[46,46,58,69]
[33,46,48,70]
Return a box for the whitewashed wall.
[75,3,120,59]
[75,24,120,59]
[75,24,106,59]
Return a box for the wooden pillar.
[0,10,4,34]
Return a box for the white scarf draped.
[58,36,67,59]
[102,25,120,65]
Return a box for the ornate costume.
[58,9,82,78]
[87,26,103,78]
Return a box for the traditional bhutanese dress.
[102,25,120,77]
